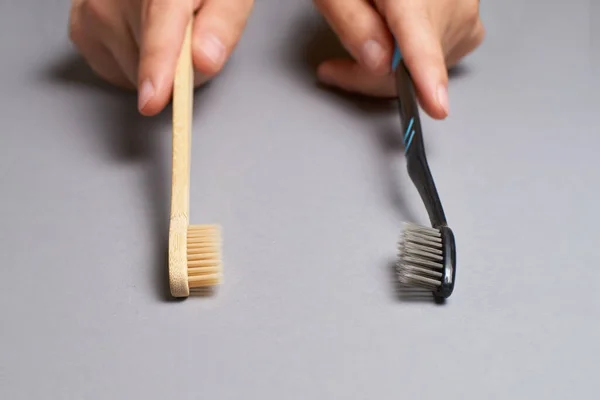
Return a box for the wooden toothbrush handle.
[168,18,194,297]
[170,19,193,229]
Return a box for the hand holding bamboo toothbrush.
[168,19,222,298]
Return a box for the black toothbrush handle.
[393,52,448,228]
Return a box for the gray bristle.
[396,223,444,291]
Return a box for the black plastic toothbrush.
[392,46,457,301]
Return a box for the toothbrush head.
[396,223,457,301]
[169,223,222,298]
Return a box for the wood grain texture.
[168,19,194,298]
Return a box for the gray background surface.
[1,0,599,398]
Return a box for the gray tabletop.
[2,0,600,398]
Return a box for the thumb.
[385,2,449,119]
[137,0,200,116]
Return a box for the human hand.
[313,0,485,119]
[69,0,254,116]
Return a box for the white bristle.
[396,223,444,290]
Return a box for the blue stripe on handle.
[395,45,415,152]
[403,117,414,141]
[405,128,416,151]
[403,117,416,152]
[392,45,402,71]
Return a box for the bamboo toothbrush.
[392,46,457,301]
[168,18,222,298]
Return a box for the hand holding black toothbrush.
[392,46,457,301]
[313,0,484,121]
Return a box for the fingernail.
[198,34,225,67]
[362,40,385,71]
[436,84,449,116]
[138,78,154,112]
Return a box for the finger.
[317,59,395,97]
[313,0,393,75]
[69,0,85,32]
[123,0,143,45]
[69,4,132,88]
[446,19,485,67]
[137,0,201,116]
[75,32,133,89]
[98,20,140,85]
[77,0,138,85]
[109,25,140,86]
[192,0,254,76]
[380,0,449,119]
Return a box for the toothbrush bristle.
[187,224,222,292]
[396,223,444,290]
